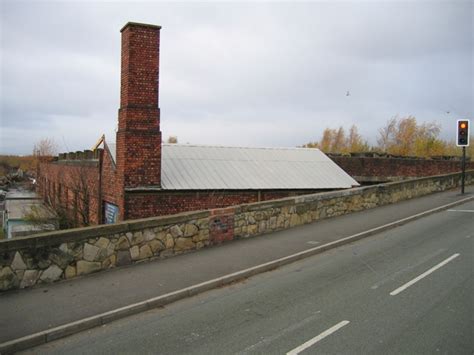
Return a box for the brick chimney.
[116,22,162,189]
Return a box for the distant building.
[2,189,57,239]
[37,22,358,226]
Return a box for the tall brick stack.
[116,22,162,190]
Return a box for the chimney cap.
[121,22,162,32]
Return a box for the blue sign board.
[104,202,119,224]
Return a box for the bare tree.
[41,165,96,229]
[377,117,397,152]
[33,138,58,163]
[70,165,95,226]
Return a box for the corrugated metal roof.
[104,142,358,190]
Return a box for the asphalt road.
[2,187,472,345]
[22,200,474,354]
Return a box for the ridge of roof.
[161,143,322,151]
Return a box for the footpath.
[1,186,473,351]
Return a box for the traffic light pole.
[461,146,466,194]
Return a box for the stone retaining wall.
[1,171,472,291]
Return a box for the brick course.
[123,190,323,220]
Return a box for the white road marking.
[286,320,350,355]
[306,241,320,245]
[389,253,460,296]
[239,310,322,354]
[370,248,446,290]
[447,209,474,213]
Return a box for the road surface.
[22,200,474,354]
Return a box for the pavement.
[0,186,473,351]
[23,198,474,354]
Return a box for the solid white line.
[286,320,350,355]
[389,253,460,296]
[447,209,474,213]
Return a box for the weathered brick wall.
[330,155,474,182]
[38,160,101,225]
[124,189,325,220]
[3,170,471,291]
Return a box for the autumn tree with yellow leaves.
[303,125,369,154]
[304,116,472,158]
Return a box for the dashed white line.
[447,209,474,213]
[389,253,460,296]
[286,320,350,355]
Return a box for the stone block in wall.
[174,237,195,251]
[130,246,140,260]
[83,243,101,262]
[0,266,19,291]
[95,237,110,249]
[77,260,101,276]
[149,239,165,253]
[184,223,198,237]
[126,231,144,246]
[143,229,156,242]
[65,265,76,279]
[40,265,63,283]
[102,255,116,269]
[116,235,131,250]
[48,249,73,269]
[139,245,153,260]
[20,270,40,288]
[290,214,301,227]
[11,252,27,271]
[169,225,183,238]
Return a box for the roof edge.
[162,143,322,152]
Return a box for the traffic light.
[456,119,470,147]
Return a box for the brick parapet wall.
[329,155,474,182]
[2,170,472,291]
[123,189,323,220]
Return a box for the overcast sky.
[1,0,472,155]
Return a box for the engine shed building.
[37,22,358,225]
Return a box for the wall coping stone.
[0,209,210,252]
[234,170,473,212]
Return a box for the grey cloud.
[1,0,472,155]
